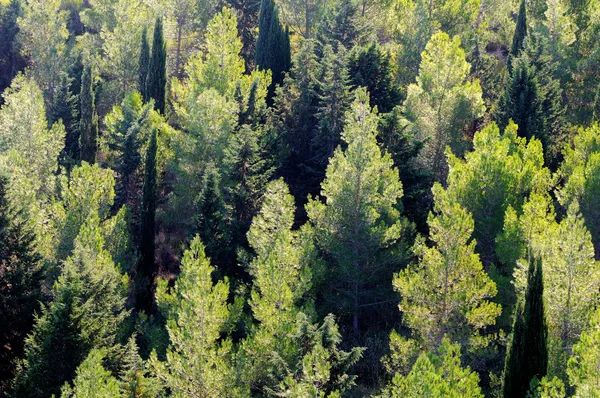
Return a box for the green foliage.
[394,184,501,352]
[13,213,129,397]
[503,256,548,398]
[49,74,79,170]
[60,349,122,398]
[147,18,167,114]
[384,338,484,397]
[138,27,150,102]
[508,0,527,68]
[307,88,411,334]
[150,236,242,397]
[17,0,69,100]
[347,42,402,113]
[404,32,484,182]
[137,129,157,313]
[526,376,566,398]
[0,0,26,99]
[0,174,45,390]
[446,121,550,265]
[256,0,291,102]
[567,307,600,396]
[558,123,600,255]
[79,66,98,164]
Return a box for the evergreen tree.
[306,88,411,335]
[255,0,290,103]
[50,74,79,170]
[147,18,167,114]
[119,335,162,397]
[503,256,548,398]
[12,214,128,397]
[385,338,484,397]
[312,43,351,173]
[79,66,98,164]
[194,163,230,273]
[150,236,243,396]
[394,184,501,352]
[347,42,402,113]
[497,55,543,144]
[138,27,150,102]
[316,0,363,51]
[0,175,45,391]
[137,129,157,314]
[567,307,600,396]
[0,0,26,104]
[60,349,121,398]
[509,0,528,69]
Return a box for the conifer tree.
[49,74,79,170]
[503,256,548,398]
[195,163,230,272]
[138,27,150,102]
[0,175,45,391]
[255,0,290,102]
[306,88,411,335]
[394,184,501,352]
[119,336,162,397]
[150,236,242,396]
[509,0,528,69]
[137,129,157,314]
[567,307,600,396]
[385,338,484,397]
[12,214,128,397]
[312,43,351,172]
[0,0,26,102]
[497,55,543,143]
[347,42,402,113]
[147,18,167,114]
[60,349,121,398]
[79,65,98,164]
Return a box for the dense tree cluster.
[0,0,599,396]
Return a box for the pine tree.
[306,88,411,335]
[150,236,242,396]
[497,56,543,143]
[394,184,501,351]
[50,74,79,170]
[503,256,548,398]
[508,0,528,70]
[568,307,600,396]
[312,43,351,173]
[0,175,45,391]
[385,338,484,397]
[79,66,98,164]
[119,336,162,398]
[137,129,157,314]
[12,214,128,397]
[60,349,121,398]
[194,163,230,273]
[255,0,290,103]
[146,18,167,114]
[347,42,402,113]
[138,27,150,102]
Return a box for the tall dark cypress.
[497,56,542,142]
[137,129,157,313]
[508,0,527,70]
[79,66,98,164]
[255,0,290,103]
[138,27,150,102]
[49,74,79,170]
[147,18,167,114]
[503,255,548,398]
[0,175,45,391]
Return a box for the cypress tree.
[147,18,167,114]
[503,256,548,398]
[79,66,98,164]
[139,27,150,102]
[497,55,542,142]
[49,74,79,170]
[255,0,290,103]
[0,175,45,391]
[508,0,527,70]
[137,129,157,314]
